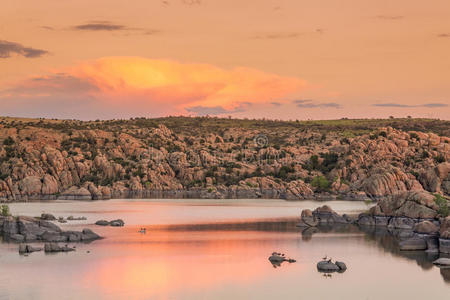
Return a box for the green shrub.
[434,154,445,163]
[3,137,14,146]
[434,194,449,217]
[1,204,10,217]
[311,176,330,192]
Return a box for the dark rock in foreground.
[317,260,347,273]
[0,215,101,243]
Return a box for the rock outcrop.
[298,205,349,227]
[0,216,101,243]
[0,118,448,201]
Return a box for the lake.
[0,199,448,299]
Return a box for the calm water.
[1,199,449,300]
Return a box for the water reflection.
[1,199,449,299]
[300,223,449,283]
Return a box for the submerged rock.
[95,220,110,226]
[268,252,296,267]
[19,244,42,254]
[44,243,75,253]
[67,216,87,221]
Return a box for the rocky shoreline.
[0,188,371,202]
[298,191,450,254]
[0,215,101,243]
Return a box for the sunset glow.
[1,0,449,119]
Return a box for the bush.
[3,137,14,146]
[434,154,445,163]
[1,204,10,217]
[434,194,449,217]
[311,176,330,192]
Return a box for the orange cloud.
[70,57,307,112]
[0,57,307,119]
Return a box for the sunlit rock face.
[0,118,448,201]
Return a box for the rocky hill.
[0,116,449,202]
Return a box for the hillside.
[0,116,449,201]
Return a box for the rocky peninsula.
[0,117,448,202]
[298,191,450,254]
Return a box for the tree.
[311,176,330,192]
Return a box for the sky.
[0,0,449,120]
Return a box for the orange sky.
[0,0,449,120]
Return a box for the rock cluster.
[0,118,448,201]
[298,205,351,227]
[44,243,75,253]
[0,215,101,243]
[95,219,125,227]
[19,244,42,254]
[317,259,347,273]
[355,191,450,254]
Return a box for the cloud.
[0,40,48,58]
[40,26,54,30]
[422,103,448,108]
[71,21,159,35]
[0,57,306,119]
[438,33,450,38]
[373,103,412,108]
[73,22,126,31]
[375,15,404,20]
[372,102,448,108]
[293,99,342,108]
[270,102,282,106]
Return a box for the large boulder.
[95,220,110,226]
[298,209,319,227]
[440,216,450,239]
[110,219,125,227]
[387,217,416,230]
[413,221,439,234]
[317,261,340,272]
[311,205,348,225]
[363,168,422,197]
[40,213,56,221]
[58,186,92,200]
[374,191,438,219]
